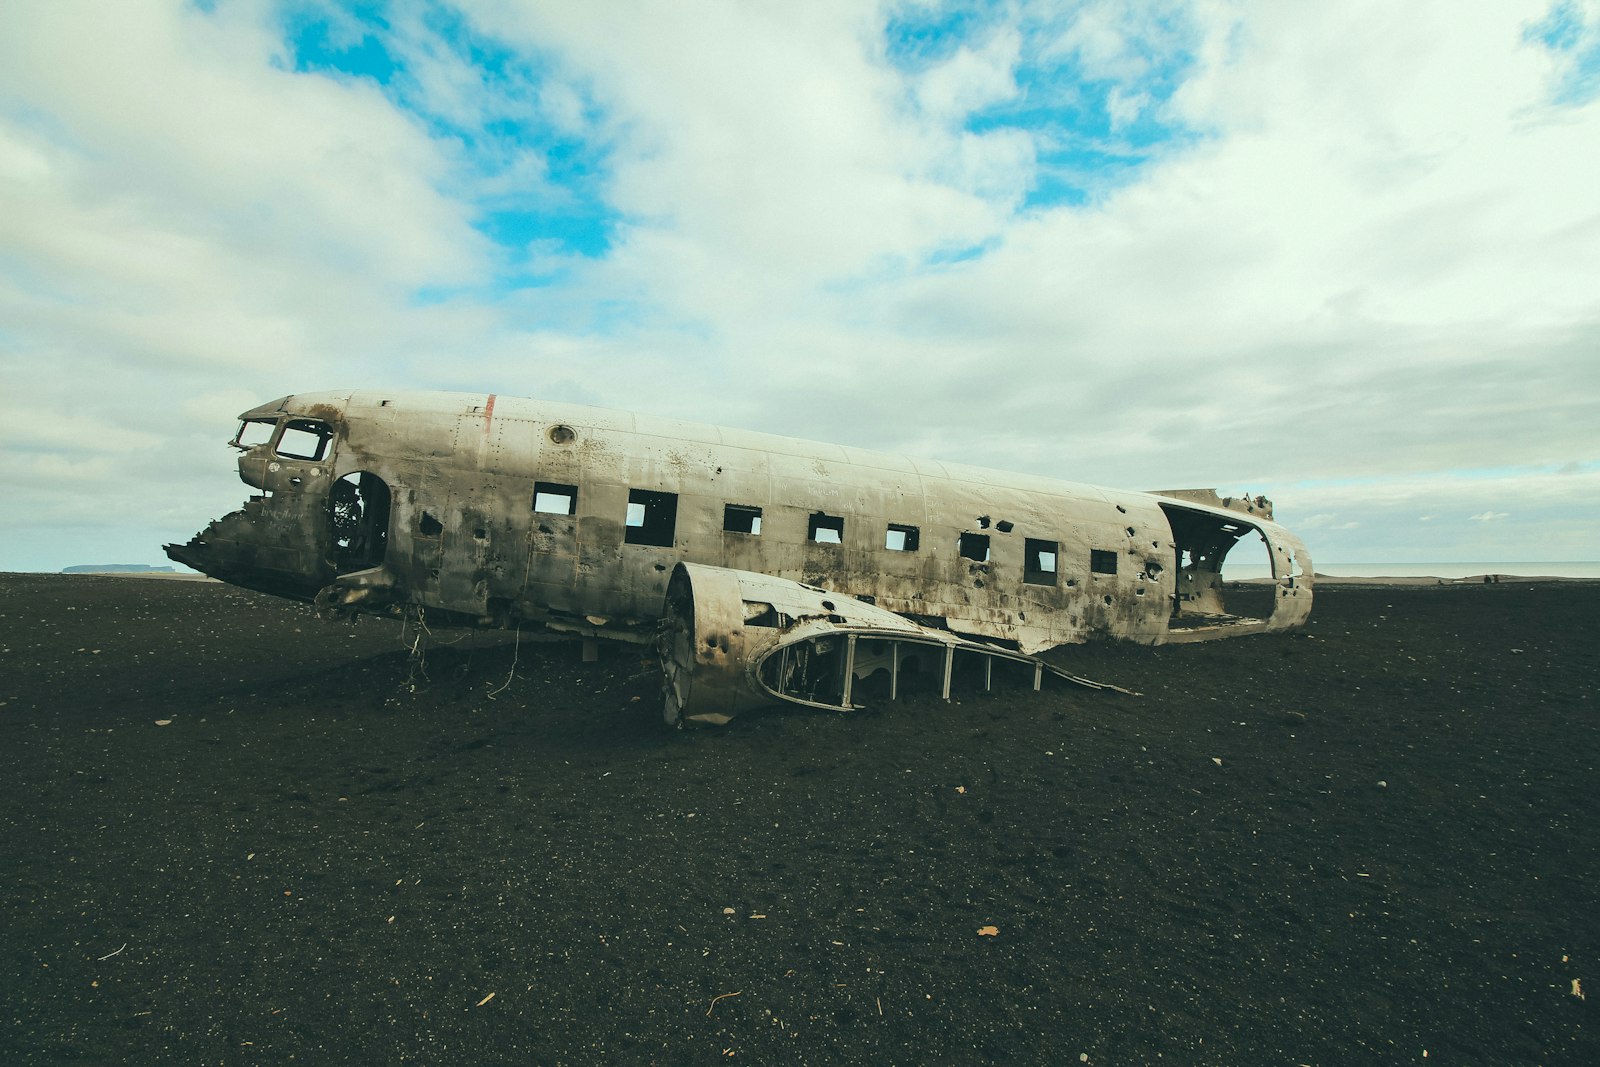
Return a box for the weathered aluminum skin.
[166,389,1312,719]
[659,563,1137,726]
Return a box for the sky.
[1,0,1597,572]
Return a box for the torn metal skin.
[167,390,1313,726]
[659,563,1138,727]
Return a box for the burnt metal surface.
[166,390,1314,723]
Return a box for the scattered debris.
[486,626,521,700]
[977,925,999,937]
[476,992,496,1007]
[706,991,741,1016]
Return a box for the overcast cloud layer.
[1,0,1596,571]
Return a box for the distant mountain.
[62,564,176,574]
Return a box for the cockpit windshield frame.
[275,418,333,461]
[231,418,278,451]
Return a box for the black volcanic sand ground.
[2,575,1596,1066]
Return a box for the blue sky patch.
[1526,1,1584,50]
[1524,1,1600,104]
[273,0,618,274]
[263,0,1214,270]
[279,3,398,83]
[923,237,1003,267]
[887,1,1203,207]
[884,0,1009,71]
[477,206,610,259]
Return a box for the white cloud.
[470,0,1024,323]
[0,0,1596,570]
[913,27,1022,122]
[0,0,500,410]
[1469,511,1512,522]
[1105,86,1151,130]
[795,1,1600,486]
[1039,0,1192,84]
[0,0,510,565]
[1,3,485,285]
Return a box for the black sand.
[2,574,1596,1064]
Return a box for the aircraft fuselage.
[167,390,1313,722]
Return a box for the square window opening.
[808,512,844,545]
[275,419,332,461]
[885,523,920,552]
[626,489,678,546]
[233,418,277,450]
[533,482,578,515]
[1025,538,1059,585]
[959,532,991,562]
[724,504,762,535]
[1090,548,1118,574]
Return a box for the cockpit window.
[276,419,333,461]
[233,418,277,450]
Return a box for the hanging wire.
[486,626,522,700]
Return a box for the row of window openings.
[235,418,333,462]
[531,483,1123,585]
[252,422,1114,583]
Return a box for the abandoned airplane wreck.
[166,390,1313,725]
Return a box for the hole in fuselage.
[330,472,390,574]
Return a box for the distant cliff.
[62,564,176,574]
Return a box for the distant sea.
[1223,561,1600,580]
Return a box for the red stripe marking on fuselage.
[483,393,496,436]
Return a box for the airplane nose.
[163,540,209,574]
[162,500,329,601]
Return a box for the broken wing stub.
[658,563,1135,727]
